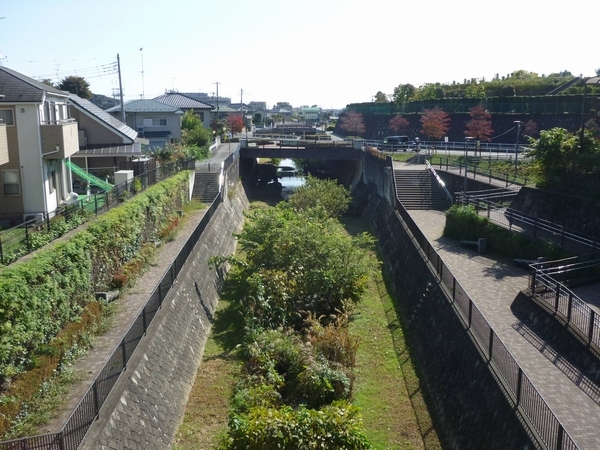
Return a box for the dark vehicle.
[379,135,412,151]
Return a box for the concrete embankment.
[80,186,249,450]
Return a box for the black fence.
[529,256,600,354]
[382,153,578,449]
[0,191,223,450]
[0,159,196,266]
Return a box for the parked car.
[379,135,413,151]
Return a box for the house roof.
[74,144,142,157]
[69,94,138,142]
[0,66,69,103]
[106,99,183,114]
[153,93,213,110]
[213,104,237,113]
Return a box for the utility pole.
[140,48,145,99]
[240,88,245,140]
[117,54,125,123]
[213,82,220,121]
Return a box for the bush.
[221,402,372,450]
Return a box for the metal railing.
[425,160,453,205]
[529,256,600,352]
[0,159,196,266]
[0,191,223,450]
[386,153,578,449]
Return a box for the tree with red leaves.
[339,111,366,137]
[389,115,409,134]
[420,107,450,140]
[464,106,493,141]
[226,113,244,134]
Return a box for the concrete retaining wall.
[80,176,249,449]
[357,182,532,449]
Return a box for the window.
[2,170,20,195]
[0,109,14,126]
[152,118,167,126]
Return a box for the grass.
[174,213,441,449]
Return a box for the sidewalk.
[408,209,600,449]
[37,147,234,434]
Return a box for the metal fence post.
[516,367,523,405]
[588,310,595,343]
[93,380,100,414]
[488,328,494,361]
[555,282,561,311]
[121,339,127,369]
[468,300,473,326]
[142,306,147,334]
[556,425,564,450]
[567,292,573,322]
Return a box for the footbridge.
[240,138,363,160]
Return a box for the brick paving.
[407,208,600,449]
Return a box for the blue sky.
[1,0,598,109]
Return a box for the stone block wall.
[359,182,532,449]
[80,179,249,450]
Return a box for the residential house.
[106,99,184,148]
[300,107,321,122]
[0,66,79,223]
[153,92,213,128]
[68,94,143,181]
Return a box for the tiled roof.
[69,94,138,142]
[153,93,213,110]
[0,66,68,103]
[106,99,183,114]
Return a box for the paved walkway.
[408,209,600,449]
[37,144,235,435]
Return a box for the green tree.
[392,84,415,104]
[420,107,450,140]
[58,75,92,99]
[528,127,578,185]
[464,82,486,99]
[287,176,351,219]
[181,109,202,131]
[414,83,445,101]
[373,91,388,103]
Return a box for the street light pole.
[514,121,521,176]
[464,137,473,196]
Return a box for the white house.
[0,66,79,223]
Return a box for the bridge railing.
[391,179,578,449]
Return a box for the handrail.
[391,177,578,449]
[426,160,453,205]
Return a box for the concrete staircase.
[394,169,450,210]
[192,172,220,203]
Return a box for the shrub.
[221,402,372,450]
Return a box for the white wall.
[16,104,46,214]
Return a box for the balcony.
[41,119,79,159]
[0,123,7,165]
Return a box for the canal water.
[273,159,305,199]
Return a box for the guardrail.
[0,191,223,450]
[425,160,453,205]
[529,256,600,353]
[0,159,195,266]
[388,155,578,449]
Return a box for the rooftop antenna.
[140,47,145,99]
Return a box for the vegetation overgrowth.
[444,205,570,260]
[186,177,440,449]
[0,171,192,438]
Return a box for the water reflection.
[270,159,305,199]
